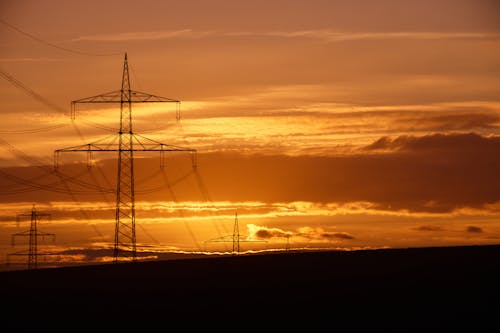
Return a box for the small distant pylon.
[8,205,55,270]
[232,210,240,254]
[205,210,266,255]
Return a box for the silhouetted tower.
[204,210,266,255]
[232,210,240,254]
[55,53,196,262]
[10,205,55,269]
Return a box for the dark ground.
[1,245,500,328]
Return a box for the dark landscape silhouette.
[2,244,499,327]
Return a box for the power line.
[0,66,116,143]
[0,123,68,134]
[0,18,121,57]
[0,67,68,115]
[0,137,114,194]
[0,66,107,134]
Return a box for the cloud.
[189,133,500,213]
[394,113,500,132]
[74,29,213,42]
[247,224,353,241]
[320,231,355,240]
[2,75,500,160]
[158,98,500,157]
[364,132,500,153]
[466,226,483,233]
[247,224,292,239]
[242,30,500,43]
[2,132,500,214]
[297,227,354,240]
[72,29,500,43]
[414,225,445,232]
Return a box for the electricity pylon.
[55,53,197,262]
[9,205,55,270]
[205,210,267,255]
[233,210,240,254]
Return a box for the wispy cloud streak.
[229,30,500,42]
[73,29,500,42]
[74,29,213,41]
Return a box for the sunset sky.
[1,0,499,269]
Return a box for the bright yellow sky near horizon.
[1,0,500,268]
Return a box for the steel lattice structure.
[205,210,267,255]
[233,210,240,254]
[55,53,196,262]
[9,205,55,269]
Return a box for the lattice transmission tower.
[205,210,267,255]
[55,53,197,262]
[233,210,240,254]
[8,205,55,270]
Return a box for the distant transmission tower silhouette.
[55,53,196,262]
[9,205,55,269]
[233,210,240,254]
[205,210,266,255]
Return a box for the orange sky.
[1,0,500,269]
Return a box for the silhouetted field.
[2,245,499,327]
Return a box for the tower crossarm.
[56,144,195,152]
[72,90,180,104]
[132,133,196,153]
[17,212,51,220]
[12,231,55,245]
[71,90,180,119]
[204,235,234,243]
[54,133,197,169]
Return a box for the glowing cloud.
[466,226,483,233]
[246,224,292,239]
[247,224,354,242]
